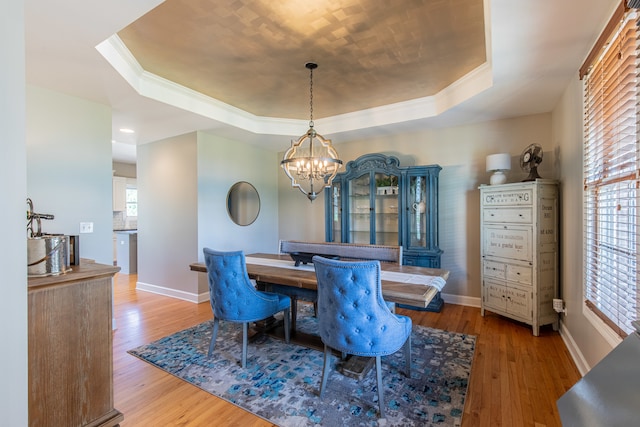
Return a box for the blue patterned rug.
[128,306,476,426]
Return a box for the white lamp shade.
[486,153,511,172]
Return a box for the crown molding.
[97,34,493,138]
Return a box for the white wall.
[136,131,279,301]
[197,131,279,256]
[136,133,199,299]
[546,0,621,375]
[552,73,616,374]
[0,0,28,423]
[278,113,556,303]
[26,86,113,265]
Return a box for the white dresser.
[479,180,559,336]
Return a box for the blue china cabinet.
[324,153,442,269]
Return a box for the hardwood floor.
[112,273,580,426]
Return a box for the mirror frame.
[226,181,260,226]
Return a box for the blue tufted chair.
[203,248,291,368]
[313,255,412,418]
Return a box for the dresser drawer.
[484,207,532,223]
[506,263,532,285]
[482,188,534,207]
[483,225,533,261]
[484,259,532,285]
[483,260,506,279]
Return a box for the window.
[582,3,639,337]
[125,187,137,217]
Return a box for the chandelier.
[281,62,342,202]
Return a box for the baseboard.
[557,319,590,376]
[136,281,209,303]
[442,293,481,308]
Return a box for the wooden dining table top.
[190,253,449,308]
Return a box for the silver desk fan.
[520,143,543,181]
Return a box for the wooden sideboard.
[28,261,123,427]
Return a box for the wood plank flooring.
[112,273,580,426]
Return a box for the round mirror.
[227,181,260,226]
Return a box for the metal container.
[27,235,69,276]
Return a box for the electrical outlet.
[553,298,565,314]
[80,222,93,233]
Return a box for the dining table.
[190,253,450,378]
[190,253,449,307]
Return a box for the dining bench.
[274,240,404,329]
[279,240,403,264]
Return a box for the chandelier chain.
[309,66,314,126]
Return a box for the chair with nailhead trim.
[312,255,412,418]
[203,248,291,368]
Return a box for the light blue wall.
[1,0,28,423]
[26,86,113,265]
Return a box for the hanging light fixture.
[281,62,342,202]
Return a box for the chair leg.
[283,308,291,343]
[319,344,332,398]
[241,322,248,368]
[404,334,412,378]
[291,298,298,332]
[375,356,385,418]
[208,318,220,357]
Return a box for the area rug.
[128,306,476,426]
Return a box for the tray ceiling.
[116,0,486,120]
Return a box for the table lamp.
[486,153,511,185]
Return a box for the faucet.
[26,198,54,238]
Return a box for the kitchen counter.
[115,231,137,274]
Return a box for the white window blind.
[583,6,640,337]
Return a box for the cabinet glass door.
[328,181,342,242]
[374,173,400,245]
[408,175,427,247]
[348,173,371,244]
